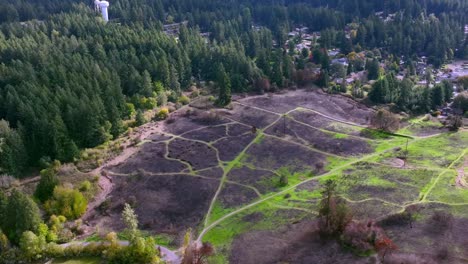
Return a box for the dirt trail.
[456,157,468,188]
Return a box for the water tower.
[94,0,110,22]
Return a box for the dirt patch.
[227,123,252,137]
[163,109,229,135]
[220,103,279,129]
[182,125,227,143]
[196,166,224,179]
[410,126,448,137]
[380,203,468,263]
[347,199,402,221]
[347,185,417,205]
[227,166,279,194]
[168,139,219,170]
[88,174,219,237]
[213,133,256,161]
[381,158,406,168]
[113,142,188,174]
[456,158,468,188]
[265,118,372,156]
[239,89,373,125]
[290,110,366,137]
[230,220,367,264]
[218,184,259,208]
[147,132,172,142]
[245,136,328,173]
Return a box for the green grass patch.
[206,202,236,225]
[333,132,349,139]
[52,257,101,264]
[84,233,101,242]
[153,234,175,248]
[366,176,397,188]
[427,171,468,205]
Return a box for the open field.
[84,89,468,263]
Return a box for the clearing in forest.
[85,89,468,263]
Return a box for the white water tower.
[94,0,110,22]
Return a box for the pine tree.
[34,162,60,203]
[0,120,28,177]
[367,58,380,80]
[3,190,41,244]
[135,110,146,126]
[216,64,232,106]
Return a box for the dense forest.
[0,0,467,177]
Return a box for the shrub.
[370,109,400,132]
[154,108,169,121]
[79,181,92,192]
[179,95,190,105]
[190,89,200,98]
[279,174,288,187]
[135,110,147,126]
[45,187,88,220]
[19,231,45,261]
[196,111,220,124]
[157,92,168,106]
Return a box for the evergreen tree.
[135,110,146,126]
[367,58,380,80]
[216,64,232,106]
[34,162,60,203]
[3,190,41,244]
[0,120,28,177]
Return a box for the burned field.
[86,89,468,263]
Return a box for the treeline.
[0,0,467,176]
[369,75,454,114]
[0,5,272,176]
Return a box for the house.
[163,21,188,36]
[331,58,348,66]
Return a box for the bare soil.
[168,139,219,171]
[87,173,219,237]
[182,125,227,142]
[218,183,259,208]
[265,118,372,156]
[115,142,188,174]
[239,89,374,125]
[230,220,368,264]
[379,203,468,263]
[227,123,252,137]
[220,103,279,129]
[227,166,279,194]
[244,136,327,173]
[213,133,256,161]
[456,158,467,188]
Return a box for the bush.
[370,109,400,132]
[79,181,92,192]
[19,231,45,261]
[179,95,190,105]
[154,108,169,121]
[196,111,220,124]
[45,187,88,220]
